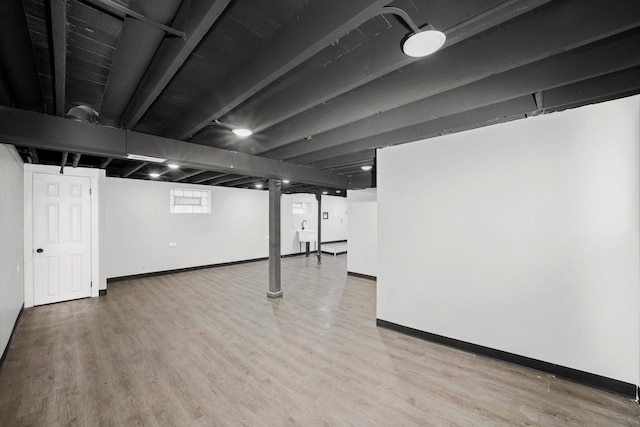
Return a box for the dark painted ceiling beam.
[98,0,182,126]
[219,176,263,188]
[542,66,640,113]
[348,174,375,190]
[121,162,148,178]
[311,150,376,171]
[224,0,552,135]
[0,106,348,187]
[50,0,67,116]
[72,153,81,168]
[123,0,233,129]
[0,0,44,112]
[202,174,245,186]
[290,97,539,166]
[274,28,640,163]
[165,0,392,140]
[252,0,640,155]
[0,69,12,106]
[100,158,113,168]
[173,169,209,182]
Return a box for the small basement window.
[170,188,211,214]
[292,202,312,215]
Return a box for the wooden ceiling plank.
[165,0,392,140]
[123,0,234,129]
[251,0,640,156]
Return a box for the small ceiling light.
[149,172,160,178]
[231,128,253,137]
[377,7,446,58]
[167,163,179,169]
[361,165,373,171]
[322,191,328,195]
[282,179,290,184]
[336,190,342,193]
[214,119,253,137]
[126,154,166,163]
[255,183,263,189]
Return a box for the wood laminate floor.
[1,255,639,426]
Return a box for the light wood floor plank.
[1,255,638,426]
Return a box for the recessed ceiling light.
[255,183,263,189]
[361,165,373,171]
[336,190,342,193]
[232,128,253,137]
[282,179,290,184]
[322,191,328,195]
[149,172,160,178]
[167,164,179,169]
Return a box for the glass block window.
[170,189,211,214]
[292,202,312,214]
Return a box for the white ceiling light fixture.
[255,183,263,189]
[282,179,290,184]
[377,7,446,58]
[149,172,161,178]
[167,163,179,169]
[214,119,253,138]
[361,165,373,171]
[126,153,166,163]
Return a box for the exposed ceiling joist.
[72,152,81,168]
[252,0,640,156]
[292,97,539,165]
[121,161,148,178]
[165,0,392,140]
[98,0,182,125]
[173,170,208,182]
[0,0,44,112]
[50,0,67,116]
[311,150,376,171]
[123,0,233,128]
[272,27,640,163]
[100,158,112,168]
[0,107,347,188]
[223,0,553,136]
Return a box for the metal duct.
[99,0,182,126]
[0,0,44,111]
[66,105,99,123]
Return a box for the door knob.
[36,248,44,253]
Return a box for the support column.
[268,179,283,299]
[316,191,322,265]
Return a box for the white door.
[33,173,92,305]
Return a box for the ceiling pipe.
[0,0,44,112]
[99,0,182,126]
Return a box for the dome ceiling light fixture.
[214,119,253,137]
[376,7,446,58]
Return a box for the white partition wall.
[377,96,640,386]
[347,189,377,277]
[0,145,24,357]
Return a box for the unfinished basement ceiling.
[1,0,639,193]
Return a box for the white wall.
[105,178,270,278]
[347,189,377,277]
[378,95,640,385]
[281,194,348,255]
[0,144,24,356]
[105,181,349,277]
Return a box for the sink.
[298,229,317,242]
